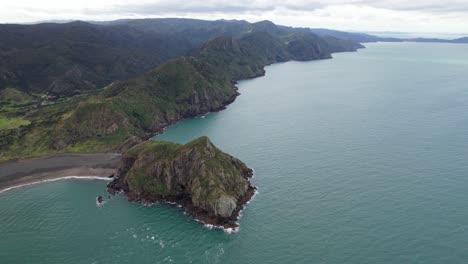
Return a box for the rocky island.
[107,136,255,229]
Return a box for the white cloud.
[0,0,467,35]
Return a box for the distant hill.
[310,28,468,44]
[0,18,362,96]
[449,37,468,43]
[310,28,401,43]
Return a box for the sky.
[1,0,468,36]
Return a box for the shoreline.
[0,153,120,193]
[1,48,363,163]
[107,166,256,231]
[147,48,363,142]
[0,175,112,194]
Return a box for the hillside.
[0,20,363,161]
[49,31,361,151]
[0,18,361,97]
[310,28,468,44]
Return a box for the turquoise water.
[2,42,468,263]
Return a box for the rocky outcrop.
[107,136,255,228]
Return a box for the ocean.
[2,42,468,263]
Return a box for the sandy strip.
[0,175,113,194]
[0,153,121,193]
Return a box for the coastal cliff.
[50,31,363,151]
[0,20,364,162]
[107,136,255,228]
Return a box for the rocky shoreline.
[106,137,256,229]
[108,169,256,229]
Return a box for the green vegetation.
[0,88,36,115]
[0,19,363,97]
[0,20,363,162]
[0,116,30,130]
[111,136,252,219]
[126,141,181,159]
[0,92,100,162]
[0,88,32,102]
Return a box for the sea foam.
[0,176,111,194]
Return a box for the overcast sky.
[1,0,468,35]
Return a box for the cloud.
[357,0,468,12]
[105,0,468,14]
[88,0,468,14]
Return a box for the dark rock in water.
[96,195,104,205]
[107,136,255,228]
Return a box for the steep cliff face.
[50,30,363,150]
[51,56,239,148]
[107,137,255,227]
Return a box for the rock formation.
[107,136,255,228]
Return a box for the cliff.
[50,31,363,150]
[0,22,364,161]
[107,136,255,228]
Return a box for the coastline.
[0,47,363,163]
[146,48,363,141]
[0,153,120,193]
[0,49,362,195]
[107,164,256,231]
[0,175,112,194]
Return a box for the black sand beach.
[0,153,121,191]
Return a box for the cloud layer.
[1,0,468,35]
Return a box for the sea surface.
[2,42,468,263]
[370,31,468,39]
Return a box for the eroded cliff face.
[107,136,255,227]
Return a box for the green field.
[0,116,31,130]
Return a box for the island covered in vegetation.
[107,136,255,229]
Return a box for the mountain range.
[0,18,359,96]
[310,28,468,44]
[1,18,466,162]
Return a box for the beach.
[0,153,121,192]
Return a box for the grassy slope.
[0,88,32,102]
[0,90,102,161]
[0,117,30,130]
